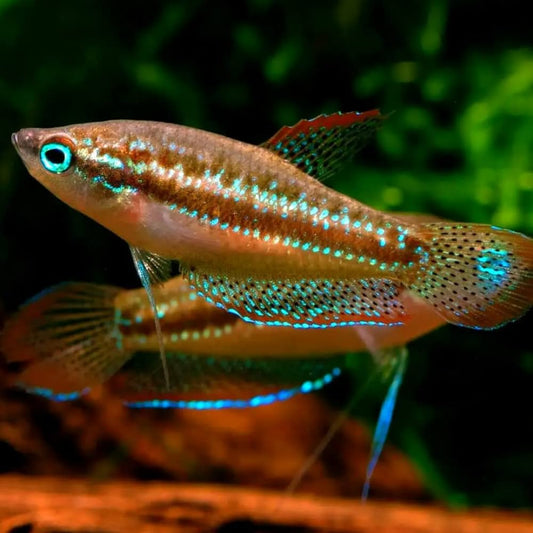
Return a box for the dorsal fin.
[260,110,385,180]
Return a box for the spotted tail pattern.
[410,223,533,329]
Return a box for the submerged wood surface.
[0,475,532,533]
[1,367,531,532]
[0,381,425,500]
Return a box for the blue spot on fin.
[260,110,384,181]
[411,223,533,330]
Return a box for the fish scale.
[2,275,445,399]
[0,280,333,403]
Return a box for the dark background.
[0,0,532,508]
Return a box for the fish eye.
[40,142,73,174]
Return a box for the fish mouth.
[11,129,41,159]
[11,132,21,155]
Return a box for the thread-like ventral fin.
[362,345,408,501]
[112,351,344,409]
[130,246,172,389]
[129,247,172,285]
[260,110,384,181]
[285,337,410,497]
[183,268,406,328]
[1,282,129,397]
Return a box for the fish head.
[12,122,147,241]
[12,127,83,202]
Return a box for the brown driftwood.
[0,475,531,533]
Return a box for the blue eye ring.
[40,142,73,173]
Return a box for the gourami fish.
[2,275,442,498]
[11,111,533,333]
[1,276,443,405]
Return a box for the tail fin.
[1,282,131,399]
[410,223,533,329]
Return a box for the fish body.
[12,116,409,279]
[12,112,533,330]
[2,276,428,496]
[11,117,418,325]
[2,276,444,400]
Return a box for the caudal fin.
[1,282,131,399]
[410,223,533,329]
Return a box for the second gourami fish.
[11,112,533,331]
[3,276,437,498]
[2,276,443,405]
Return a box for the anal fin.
[110,351,344,409]
[184,269,406,328]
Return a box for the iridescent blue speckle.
[21,385,89,402]
[477,248,510,281]
[125,368,342,410]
